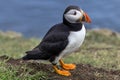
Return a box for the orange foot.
[59,60,76,70]
[53,66,71,76]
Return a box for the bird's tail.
[22,48,50,60]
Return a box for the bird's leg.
[53,65,71,76]
[59,59,76,70]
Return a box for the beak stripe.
[84,13,91,23]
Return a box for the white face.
[64,9,83,23]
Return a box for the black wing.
[36,23,70,56]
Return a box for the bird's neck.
[63,17,83,31]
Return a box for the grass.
[0,31,46,80]
[0,61,47,80]
[0,29,120,80]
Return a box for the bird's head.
[63,5,91,24]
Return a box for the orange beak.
[81,12,91,23]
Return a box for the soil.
[0,55,120,80]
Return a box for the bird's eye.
[73,11,77,15]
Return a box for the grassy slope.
[0,30,120,80]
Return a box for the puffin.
[22,5,91,76]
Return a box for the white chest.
[53,25,86,64]
[61,25,86,56]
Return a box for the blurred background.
[0,0,120,38]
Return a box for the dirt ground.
[0,55,120,80]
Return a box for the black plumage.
[22,5,83,62]
[23,22,82,63]
[22,6,84,62]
